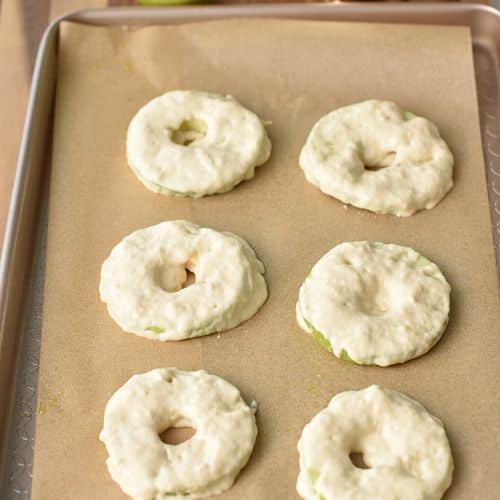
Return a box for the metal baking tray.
[1,3,499,498]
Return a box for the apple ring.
[100,368,257,499]
[127,90,271,197]
[99,220,267,341]
[297,385,453,500]
[296,241,450,366]
[299,100,453,216]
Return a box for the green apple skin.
[306,469,326,500]
[145,325,165,333]
[303,316,357,364]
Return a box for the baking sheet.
[32,18,500,499]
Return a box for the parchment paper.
[32,18,500,499]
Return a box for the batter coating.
[100,368,257,500]
[296,242,450,366]
[127,90,271,197]
[297,385,453,500]
[99,220,267,340]
[299,100,454,216]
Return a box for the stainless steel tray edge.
[0,4,499,498]
[0,16,59,483]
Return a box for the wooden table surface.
[0,0,486,249]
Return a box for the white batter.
[100,368,257,499]
[297,242,450,366]
[299,100,454,216]
[127,90,271,197]
[99,220,267,340]
[297,385,453,500]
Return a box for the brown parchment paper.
[32,18,500,499]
